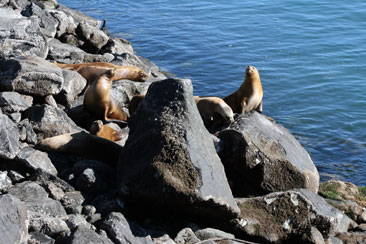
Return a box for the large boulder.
[0,91,33,114]
[0,57,63,96]
[23,104,83,140]
[117,78,239,221]
[56,4,102,30]
[75,22,109,53]
[0,114,21,160]
[0,8,48,59]
[216,112,319,196]
[66,225,114,244]
[0,194,28,244]
[234,189,354,243]
[15,147,58,175]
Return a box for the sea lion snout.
[246,65,257,74]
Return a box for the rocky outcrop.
[216,112,319,196]
[117,78,239,221]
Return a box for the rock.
[17,119,38,145]
[8,181,48,201]
[66,225,114,244]
[72,159,115,186]
[56,4,102,29]
[195,228,235,240]
[66,214,94,231]
[75,168,110,197]
[21,3,58,38]
[117,78,239,221]
[325,236,343,244]
[174,228,200,244]
[0,8,48,59]
[0,114,21,160]
[60,191,85,214]
[110,80,151,108]
[54,70,87,108]
[113,53,167,82]
[28,168,75,193]
[28,232,55,244]
[304,227,326,244]
[0,171,12,191]
[48,9,76,38]
[88,190,124,215]
[152,234,176,244]
[44,95,58,107]
[0,57,63,96]
[76,22,109,53]
[8,112,22,123]
[102,37,134,55]
[336,232,366,243]
[235,189,354,243]
[99,212,139,244]
[0,91,33,113]
[8,170,25,183]
[0,194,28,244]
[23,104,82,140]
[16,147,58,175]
[29,217,69,237]
[216,112,319,196]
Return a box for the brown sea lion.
[223,65,263,113]
[128,94,146,115]
[90,120,124,142]
[55,62,149,89]
[83,69,128,124]
[36,131,122,166]
[194,96,234,126]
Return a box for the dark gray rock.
[66,214,94,231]
[8,170,25,183]
[234,189,354,243]
[113,53,167,82]
[29,217,69,237]
[16,147,58,175]
[72,159,115,186]
[21,3,58,38]
[23,104,82,140]
[216,112,319,196]
[28,232,55,244]
[66,225,114,244]
[48,9,76,38]
[60,191,85,214]
[111,80,151,109]
[56,4,102,29]
[0,114,21,160]
[0,57,63,96]
[54,70,87,108]
[28,168,75,193]
[174,228,200,244]
[117,78,239,221]
[102,37,134,55]
[0,171,12,191]
[0,194,28,244]
[0,8,48,59]
[76,22,109,53]
[195,228,235,240]
[8,181,49,201]
[0,91,33,113]
[99,212,139,244]
[17,119,38,144]
[75,168,110,197]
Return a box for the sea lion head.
[125,66,149,82]
[245,65,258,77]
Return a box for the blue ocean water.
[58,0,366,185]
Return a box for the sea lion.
[37,131,122,166]
[90,120,124,142]
[83,69,128,124]
[194,96,234,126]
[128,94,146,115]
[223,65,263,113]
[55,62,149,89]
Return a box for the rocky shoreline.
[0,1,365,243]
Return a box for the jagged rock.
[174,228,200,244]
[0,8,48,59]
[48,9,76,38]
[23,104,82,140]
[8,112,22,123]
[113,53,167,82]
[152,234,176,244]
[0,91,33,113]
[234,189,354,243]
[102,37,134,55]
[0,57,63,96]
[110,80,151,109]
[0,171,12,191]
[75,168,110,197]
[21,3,58,38]
[28,232,55,244]
[54,70,87,108]
[61,191,85,214]
[28,168,75,193]
[0,114,21,160]
[16,147,58,175]
[8,0,31,10]
[117,78,239,221]
[66,225,114,244]
[8,181,48,201]
[17,119,38,145]
[195,228,235,240]
[66,214,94,231]
[8,170,25,183]
[303,227,326,244]
[76,22,109,53]
[336,232,366,243]
[99,212,142,244]
[29,217,69,236]
[216,112,319,196]
[0,194,28,244]
[44,95,58,107]
[56,4,102,29]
